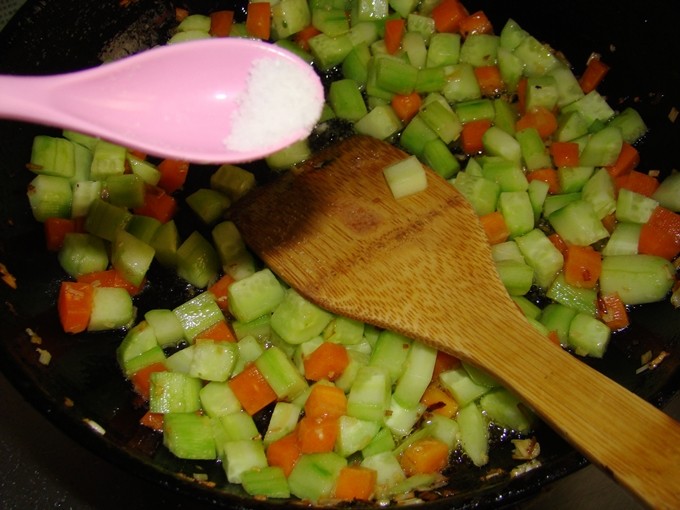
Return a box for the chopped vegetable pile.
[24,0,680,504]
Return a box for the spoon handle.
[0,75,72,128]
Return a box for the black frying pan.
[0,0,679,508]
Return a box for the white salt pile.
[224,57,323,152]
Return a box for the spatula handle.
[447,312,680,510]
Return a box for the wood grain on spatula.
[231,135,680,509]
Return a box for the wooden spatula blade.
[231,135,680,508]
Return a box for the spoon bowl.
[0,38,324,163]
[231,135,680,509]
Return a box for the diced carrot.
[175,7,189,22]
[432,350,461,381]
[420,382,458,418]
[133,185,178,223]
[267,431,302,477]
[516,77,528,115]
[210,10,234,37]
[294,25,322,52]
[548,232,569,256]
[399,438,450,476]
[130,361,167,401]
[333,466,377,501]
[297,416,339,453]
[564,245,602,289]
[391,92,422,124]
[527,167,560,194]
[579,56,610,94]
[304,384,347,419]
[208,274,236,311]
[598,292,630,331]
[430,0,468,33]
[606,142,639,178]
[58,281,94,334]
[479,211,510,245]
[140,411,165,432]
[601,212,617,234]
[638,206,680,260]
[303,342,350,381]
[246,2,271,40]
[549,141,580,167]
[547,330,561,346]
[44,217,80,251]
[474,65,504,97]
[516,106,558,140]
[128,149,147,160]
[157,159,189,194]
[77,268,145,296]
[195,319,237,342]
[460,119,492,155]
[228,363,278,415]
[615,169,660,198]
[384,18,405,55]
[459,10,493,38]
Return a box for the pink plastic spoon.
[0,38,324,163]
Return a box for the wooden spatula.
[231,135,680,508]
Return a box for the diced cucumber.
[335,414,381,457]
[481,158,527,192]
[241,466,290,499]
[426,32,461,67]
[210,164,255,202]
[255,346,308,401]
[176,231,220,288]
[116,321,158,374]
[347,365,391,423]
[271,288,333,345]
[27,174,73,221]
[452,171,500,216]
[264,401,302,445]
[515,228,564,289]
[84,198,132,242]
[457,402,489,467]
[354,104,403,140]
[105,174,145,208]
[439,364,490,406]
[480,388,533,433]
[602,222,642,256]
[163,413,216,460]
[150,219,179,268]
[393,341,437,408]
[579,126,623,167]
[383,155,428,198]
[271,0,312,39]
[173,291,224,342]
[652,172,680,212]
[126,214,161,244]
[127,154,160,185]
[229,269,286,323]
[442,63,481,103]
[111,230,155,287]
[361,451,406,497]
[29,135,75,178]
[498,191,534,238]
[608,107,648,144]
[615,188,658,224]
[58,232,108,278]
[496,259,534,296]
[548,200,609,246]
[71,180,102,218]
[88,286,134,331]
[186,188,230,224]
[288,452,347,501]
[546,273,598,316]
[89,140,126,180]
[525,75,558,111]
[199,381,243,417]
[581,168,616,219]
[222,440,268,484]
[600,255,675,305]
[512,35,560,76]
[567,313,611,358]
[539,302,578,345]
[189,339,238,382]
[150,371,202,413]
[329,78,369,121]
